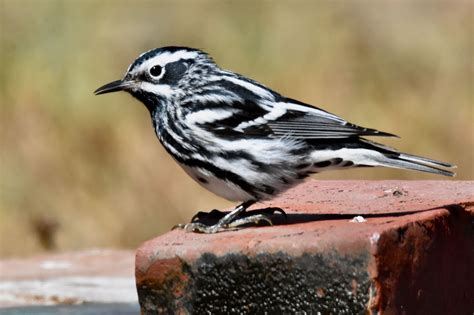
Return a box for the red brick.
[135,180,474,314]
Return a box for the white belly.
[179,164,255,202]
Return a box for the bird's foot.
[191,207,286,223]
[173,214,273,234]
[173,202,286,234]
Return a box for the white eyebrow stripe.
[133,51,199,75]
[154,51,199,64]
[126,48,156,73]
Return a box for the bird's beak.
[94,79,134,95]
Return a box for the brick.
[135,180,474,314]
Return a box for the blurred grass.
[0,0,472,257]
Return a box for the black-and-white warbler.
[95,46,455,233]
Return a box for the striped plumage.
[95,46,455,233]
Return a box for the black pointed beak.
[94,80,133,95]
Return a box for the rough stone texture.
[0,249,137,307]
[135,180,474,314]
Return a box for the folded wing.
[198,97,397,139]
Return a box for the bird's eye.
[149,65,162,78]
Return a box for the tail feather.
[379,155,456,177]
[358,138,456,177]
[309,139,456,177]
[398,152,455,169]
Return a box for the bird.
[94,46,455,233]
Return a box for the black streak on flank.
[296,163,312,169]
[261,185,275,195]
[314,161,332,168]
[174,157,260,200]
[332,158,343,165]
[297,173,309,179]
[197,177,208,184]
[342,161,354,167]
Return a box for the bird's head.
[94,46,216,110]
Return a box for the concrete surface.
[0,249,137,307]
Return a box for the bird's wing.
[197,96,396,139]
[255,97,397,139]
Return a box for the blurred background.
[1,1,472,257]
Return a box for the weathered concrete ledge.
[135,180,474,314]
[0,250,137,307]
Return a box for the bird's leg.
[175,200,277,233]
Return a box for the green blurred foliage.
[1,0,472,257]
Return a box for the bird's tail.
[360,139,456,177]
[379,152,455,177]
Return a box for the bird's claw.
[190,207,286,223]
[174,201,285,234]
[173,214,273,234]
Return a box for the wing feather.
[194,78,396,139]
